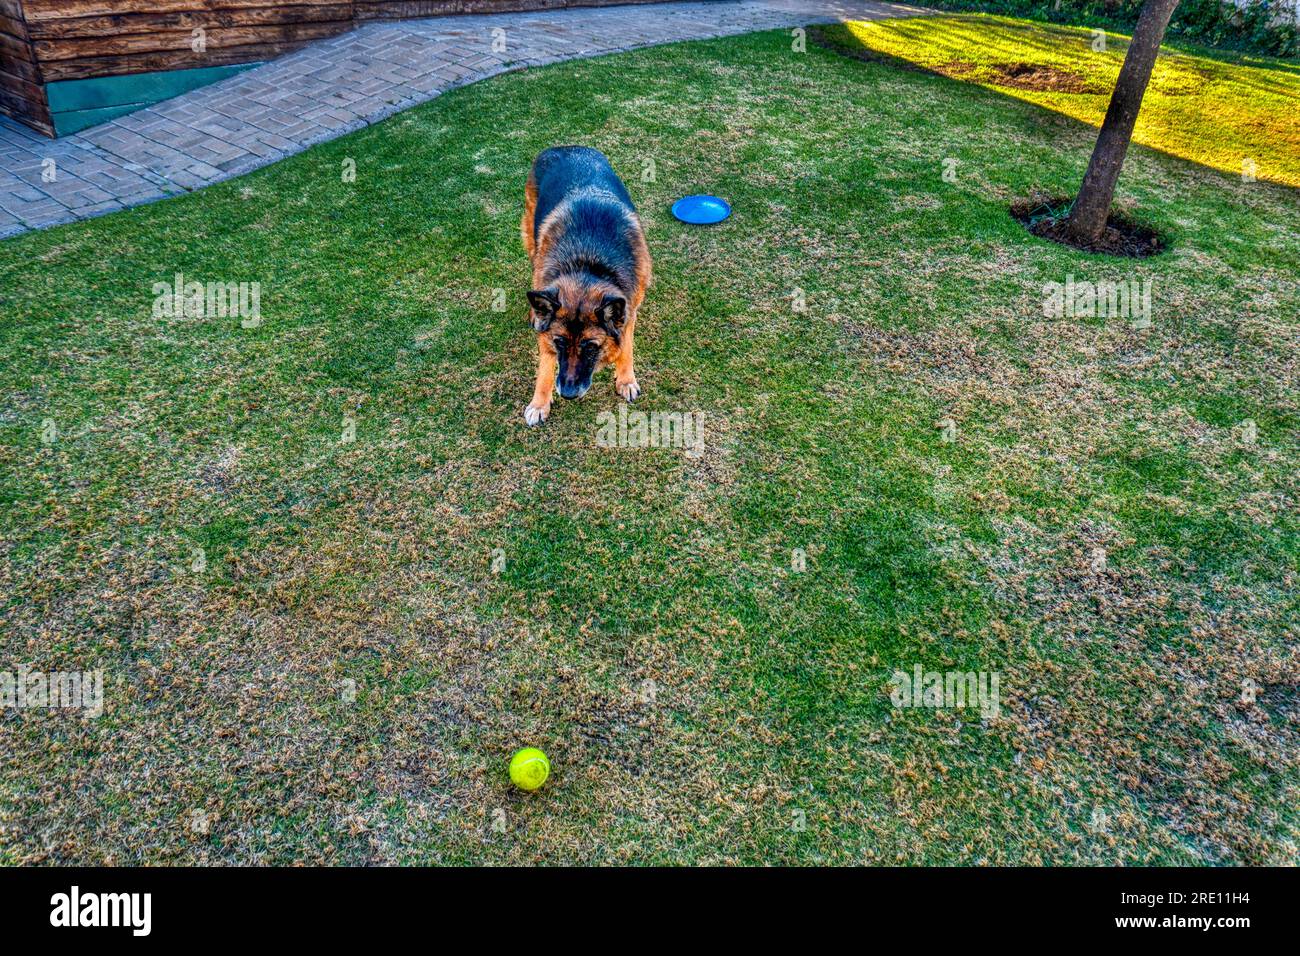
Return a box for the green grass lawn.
[1,16,1297,865]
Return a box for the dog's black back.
[530,146,640,293]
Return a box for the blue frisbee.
[671,194,731,225]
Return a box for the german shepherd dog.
[521,146,651,425]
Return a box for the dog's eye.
[580,340,600,353]
[552,337,568,349]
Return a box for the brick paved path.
[0,0,924,239]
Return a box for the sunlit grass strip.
[833,14,1300,186]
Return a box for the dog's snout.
[556,349,593,400]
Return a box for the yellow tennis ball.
[509,747,550,791]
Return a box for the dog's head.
[528,275,627,400]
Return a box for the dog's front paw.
[524,401,550,427]
[616,377,641,402]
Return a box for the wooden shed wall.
[20,1,357,82]
[0,0,51,135]
[1,0,674,136]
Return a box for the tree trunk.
[1064,0,1181,245]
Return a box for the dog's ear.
[527,290,559,331]
[596,294,627,343]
